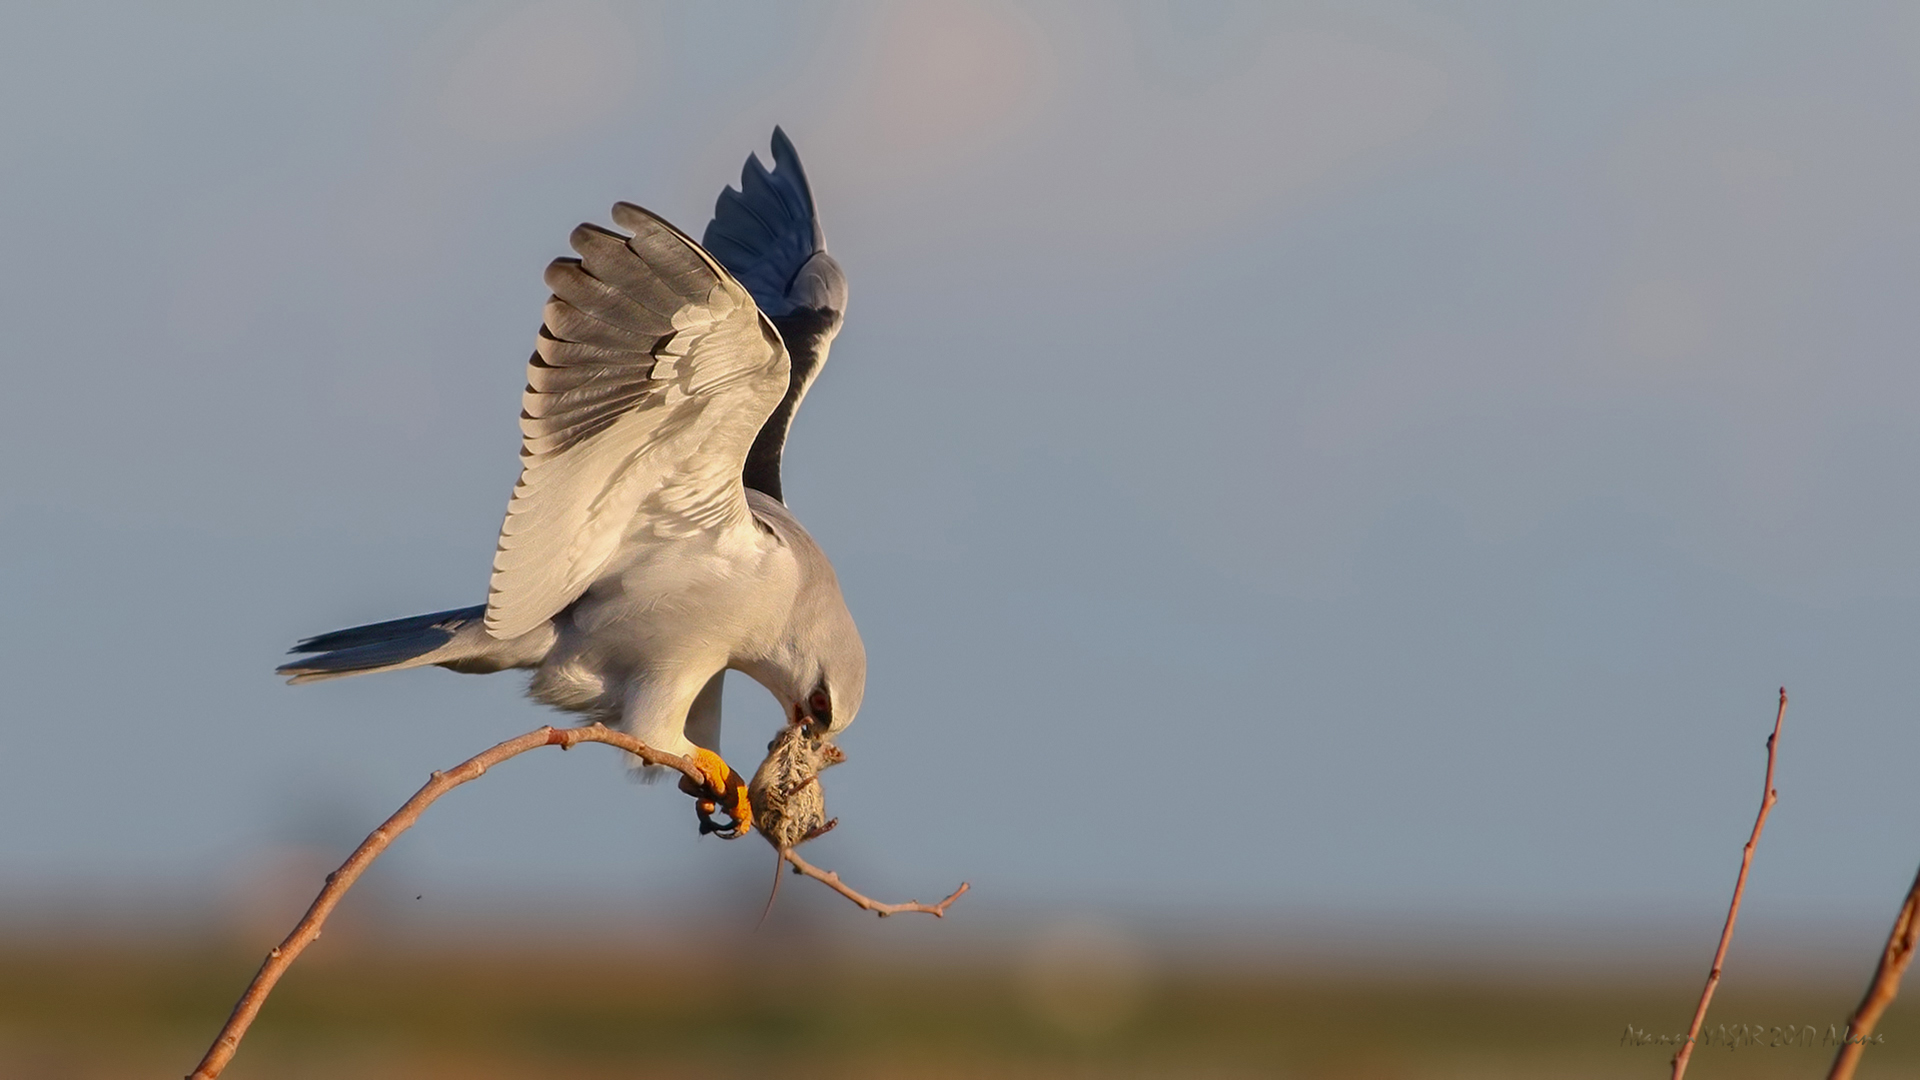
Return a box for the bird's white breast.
[527,518,799,719]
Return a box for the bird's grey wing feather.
[703,128,847,504]
[486,204,789,639]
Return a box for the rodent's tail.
[756,849,787,930]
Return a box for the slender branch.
[1827,859,1920,1080]
[187,724,690,1080]
[1671,687,1786,1080]
[187,723,963,1079]
[782,848,970,917]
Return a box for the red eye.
[808,689,831,718]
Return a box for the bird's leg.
[679,748,752,838]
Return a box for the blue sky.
[2,2,1917,940]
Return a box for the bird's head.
[796,594,865,739]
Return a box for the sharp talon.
[695,800,745,838]
[687,748,753,838]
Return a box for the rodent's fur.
[748,723,844,924]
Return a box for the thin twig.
[1670,687,1786,1080]
[1827,860,1920,1080]
[782,849,970,917]
[187,723,965,1079]
[187,724,691,1080]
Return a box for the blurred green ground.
[1,934,1915,1080]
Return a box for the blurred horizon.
[6,917,1917,1078]
[4,0,1920,1015]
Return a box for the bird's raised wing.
[702,128,847,504]
[485,203,787,639]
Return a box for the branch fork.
[186,722,967,1080]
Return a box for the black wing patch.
[704,128,848,506]
[702,126,821,318]
[742,307,838,503]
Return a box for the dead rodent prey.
[747,723,845,924]
[748,722,845,851]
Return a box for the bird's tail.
[276,605,551,684]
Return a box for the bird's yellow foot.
[679,747,752,838]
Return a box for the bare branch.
[1670,687,1786,1080]
[1827,859,1920,1080]
[187,723,964,1079]
[782,848,970,917]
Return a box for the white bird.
[279,129,862,838]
